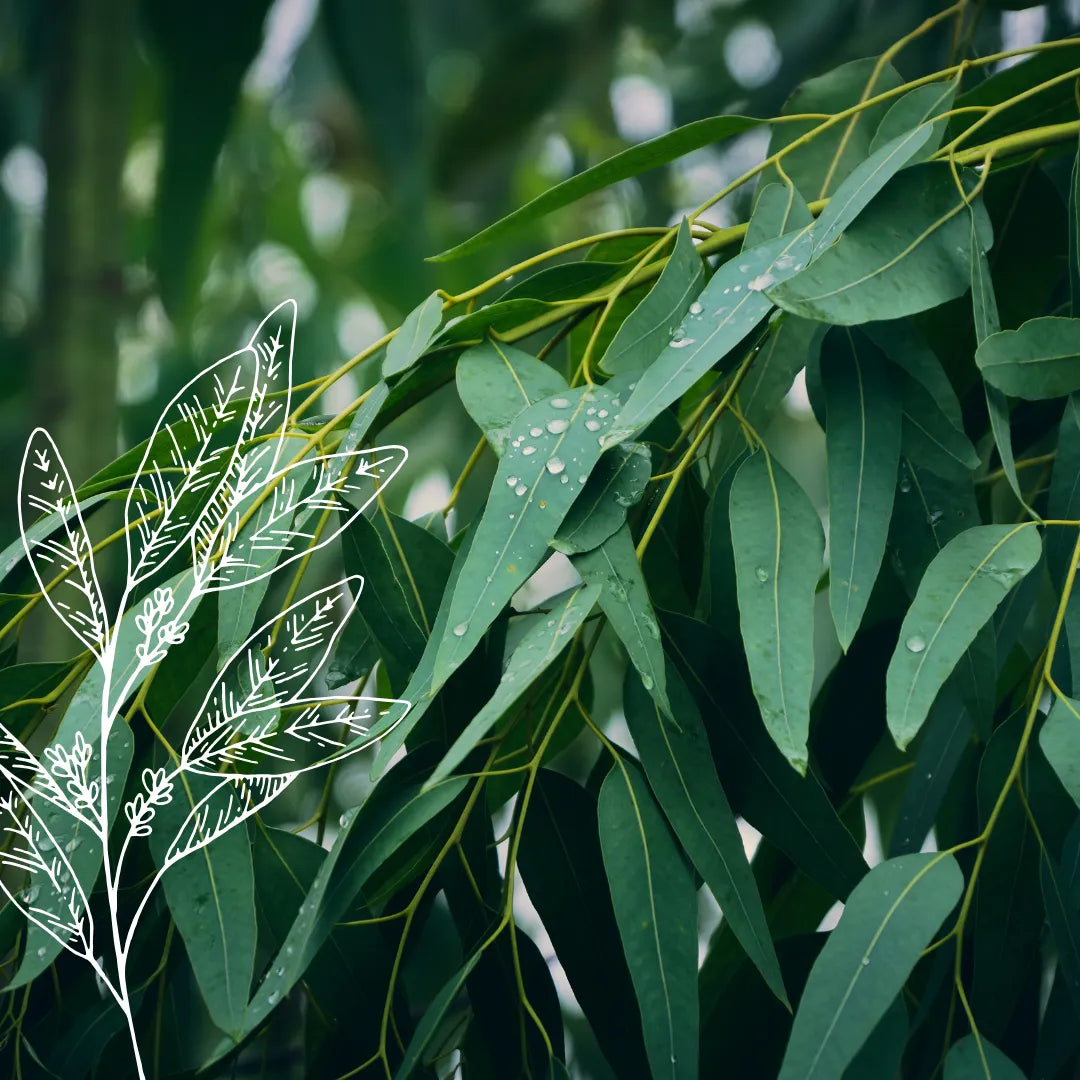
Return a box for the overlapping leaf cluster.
[5,9,1080,1079]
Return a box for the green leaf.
[339,508,454,688]
[770,164,993,325]
[338,380,390,454]
[976,317,1080,399]
[887,524,1041,749]
[432,115,762,260]
[624,663,785,1005]
[551,442,651,555]
[869,78,958,156]
[432,380,629,687]
[1040,693,1080,808]
[745,183,814,248]
[394,953,481,1080]
[895,365,979,473]
[765,57,904,200]
[600,219,704,377]
[841,996,908,1080]
[890,683,972,856]
[1071,134,1080,316]
[603,228,814,448]
[204,757,468,1066]
[778,853,963,1080]
[822,329,901,650]
[729,452,825,773]
[425,583,597,789]
[659,612,867,897]
[518,770,649,1078]
[598,762,698,1080]
[810,123,936,253]
[944,1034,1026,1079]
[1041,845,1080,1020]
[456,340,568,456]
[574,525,670,717]
[383,292,444,378]
[149,774,255,1037]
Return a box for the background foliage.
[4,0,1080,1077]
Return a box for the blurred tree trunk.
[31,0,135,657]
[37,0,135,477]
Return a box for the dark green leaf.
[624,663,785,1004]
[1040,693,1080,808]
[944,1034,1026,1079]
[433,115,762,260]
[598,763,698,1080]
[869,78,958,156]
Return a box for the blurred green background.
[0,0,1073,546]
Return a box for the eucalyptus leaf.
[729,453,825,773]
[599,219,704,377]
[778,853,963,1080]
[943,1034,1026,1079]
[976,317,1080,399]
[598,763,698,1080]
[383,291,443,378]
[887,524,1042,749]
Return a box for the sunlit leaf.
[383,291,443,378]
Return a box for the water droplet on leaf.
[905,634,926,654]
[755,567,769,583]
[546,457,565,475]
[546,419,569,434]
[453,623,468,637]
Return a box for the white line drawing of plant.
[2,300,411,1079]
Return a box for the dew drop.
[898,476,912,493]
[905,634,926,654]
[585,419,601,431]
[453,623,468,637]
[65,837,81,853]
[522,446,536,456]
[579,475,588,484]
[597,409,608,418]
[546,457,565,475]
[515,483,527,496]
[670,327,686,342]
[506,476,518,486]
[643,618,660,640]
[861,957,870,967]
[586,407,596,415]
[755,566,769,583]
[669,336,696,349]
[23,886,39,904]
[747,273,774,292]
[551,397,570,409]
[546,419,569,434]
[36,947,47,959]
[275,966,286,977]
[530,426,543,437]
[268,991,281,1006]
[689,301,703,315]
[561,475,568,483]
[641,673,654,690]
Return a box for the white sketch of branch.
[5,299,411,1080]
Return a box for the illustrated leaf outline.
[18,428,109,656]
[0,767,95,961]
[195,445,408,591]
[124,300,296,588]
[180,577,410,777]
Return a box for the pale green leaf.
[432,380,630,687]
[604,228,814,448]
[822,329,901,650]
[887,524,1041,749]
[600,219,704,377]
[1040,693,1080,808]
[745,183,814,248]
[424,583,598,789]
[383,291,443,378]
[770,165,993,325]
[869,78,958,156]
[944,1034,1026,1079]
[729,453,824,773]
[976,316,1080,399]
[574,524,669,716]
[778,853,963,1080]
[456,340,568,456]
